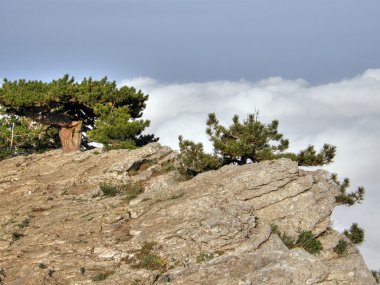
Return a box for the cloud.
[120,69,380,268]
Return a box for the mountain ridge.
[0,143,376,284]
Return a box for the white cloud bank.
[120,69,380,268]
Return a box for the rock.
[0,143,376,284]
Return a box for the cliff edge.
[0,143,376,284]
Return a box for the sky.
[1,0,379,269]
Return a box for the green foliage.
[99,181,144,200]
[0,108,59,160]
[332,174,365,206]
[124,181,144,202]
[100,183,119,197]
[196,252,214,263]
[372,270,380,284]
[279,233,296,249]
[295,231,323,254]
[87,104,154,150]
[334,239,348,256]
[179,112,336,175]
[133,242,168,272]
[270,223,279,234]
[344,223,365,244]
[279,231,322,254]
[178,135,222,176]
[0,75,157,153]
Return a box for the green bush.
[196,252,214,263]
[344,223,365,244]
[279,233,296,249]
[279,231,322,255]
[178,112,336,176]
[100,182,119,197]
[178,135,222,176]
[334,239,348,256]
[99,181,144,200]
[132,242,168,272]
[332,174,365,206]
[270,223,279,234]
[295,231,323,254]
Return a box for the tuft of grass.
[196,252,214,263]
[133,242,168,272]
[99,181,144,201]
[124,181,144,202]
[100,183,119,197]
[270,223,279,234]
[334,239,348,256]
[279,233,295,249]
[91,271,114,282]
[295,231,323,254]
[279,231,322,254]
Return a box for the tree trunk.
[59,121,82,152]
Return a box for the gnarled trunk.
[58,121,82,152]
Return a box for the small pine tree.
[179,112,336,175]
[334,239,348,256]
[332,174,365,206]
[178,136,222,176]
[344,223,365,244]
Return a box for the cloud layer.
[120,69,380,268]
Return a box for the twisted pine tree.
[179,112,336,176]
[0,75,157,152]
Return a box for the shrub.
[332,174,365,206]
[279,231,322,255]
[99,181,144,200]
[279,233,296,249]
[178,135,222,176]
[334,239,348,256]
[100,182,119,197]
[270,223,279,234]
[124,181,144,202]
[133,242,168,272]
[196,252,214,263]
[295,231,323,254]
[344,223,365,244]
[178,112,336,176]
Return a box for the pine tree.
[178,112,336,175]
[344,223,365,244]
[332,174,365,206]
[0,75,157,152]
[0,107,60,160]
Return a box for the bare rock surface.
[0,143,376,284]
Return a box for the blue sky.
[1,0,380,269]
[1,0,380,83]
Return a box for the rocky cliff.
[0,143,376,284]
